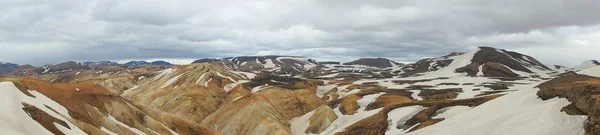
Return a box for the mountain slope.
[122,63,252,123]
[0,77,220,135]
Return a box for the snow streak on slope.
[407,84,586,135]
[417,49,477,78]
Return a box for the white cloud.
[0,0,599,66]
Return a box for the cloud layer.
[1,0,599,66]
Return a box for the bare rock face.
[482,62,519,77]
[305,105,338,134]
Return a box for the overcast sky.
[1,0,599,66]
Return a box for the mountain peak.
[343,57,402,68]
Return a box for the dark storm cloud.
[0,0,599,66]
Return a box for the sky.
[0,0,599,66]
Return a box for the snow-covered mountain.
[394,46,555,78]
[192,56,321,76]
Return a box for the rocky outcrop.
[536,73,600,135]
[343,58,402,68]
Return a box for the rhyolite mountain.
[1,46,599,135]
[192,56,320,76]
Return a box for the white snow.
[577,60,599,70]
[407,84,587,135]
[289,108,318,135]
[0,82,87,135]
[224,80,249,92]
[415,48,477,78]
[161,74,183,88]
[204,77,213,87]
[318,93,385,135]
[578,66,600,78]
[196,73,208,85]
[318,73,340,78]
[263,59,276,68]
[251,84,271,93]
[386,106,426,134]
[477,64,484,76]
[234,71,257,79]
[316,84,337,98]
[409,90,423,100]
[216,72,237,82]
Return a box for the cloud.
[0,0,599,66]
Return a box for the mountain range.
[0,46,599,135]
